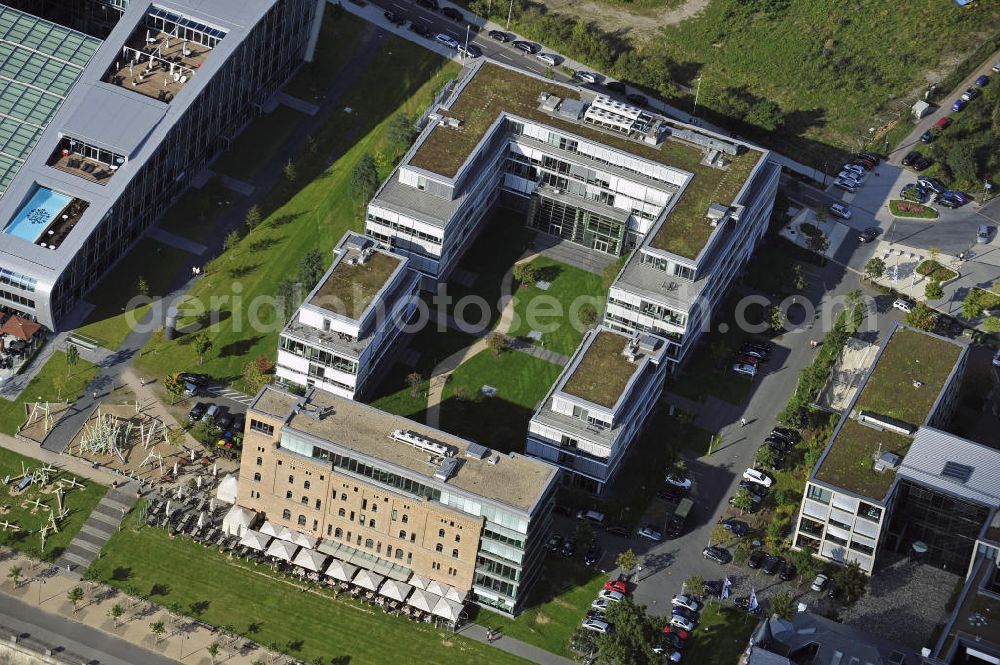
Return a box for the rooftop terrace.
[106,27,212,102]
[942,558,1000,658]
[252,387,556,512]
[562,330,639,409]
[816,328,964,499]
[409,63,762,259]
[309,248,402,320]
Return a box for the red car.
[604,580,628,595]
[663,625,690,640]
[736,354,759,367]
[935,116,952,130]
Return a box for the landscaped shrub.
[799,222,822,237]
[889,200,939,219]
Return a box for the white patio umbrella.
[292,548,328,573]
[379,579,413,603]
[238,529,270,552]
[425,580,449,597]
[406,589,440,613]
[286,530,317,549]
[259,521,281,538]
[352,569,385,592]
[325,559,358,582]
[196,511,206,528]
[265,538,298,562]
[431,595,464,623]
[409,574,430,590]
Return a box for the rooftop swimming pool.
[4,186,72,243]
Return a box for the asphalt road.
[0,592,177,665]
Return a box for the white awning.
[406,588,441,613]
[325,559,358,582]
[409,574,430,590]
[292,548,328,573]
[259,521,282,538]
[431,595,464,622]
[285,530,317,549]
[221,505,256,537]
[379,579,413,602]
[265,539,298,562]
[352,568,385,592]
[215,474,238,504]
[425,580,449,597]
[238,529,270,552]
[443,585,466,603]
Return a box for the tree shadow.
[188,599,210,617]
[228,264,259,279]
[534,264,563,283]
[267,212,304,228]
[249,237,284,252]
[111,567,132,581]
[150,583,170,597]
[218,336,264,358]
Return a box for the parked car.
[560,539,576,557]
[739,480,768,497]
[215,409,234,432]
[536,52,558,66]
[638,526,663,542]
[978,225,991,244]
[383,9,405,24]
[842,164,866,176]
[702,546,731,564]
[591,598,611,611]
[545,534,563,551]
[992,350,1000,368]
[765,436,794,453]
[730,493,762,511]
[201,404,219,423]
[582,618,611,633]
[901,151,922,167]
[917,176,945,193]
[671,606,698,623]
[920,129,934,144]
[826,580,840,598]
[409,23,432,37]
[574,71,599,84]
[858,227,879,243]
[743,468,773,487]
[994,62,1000,73]
[856,152,881,164]
[488,29,510,42]
[512,40,537,54]
[606,81,626,93]
[946,190,972,204]
[771,427,799,442]
[893,298,914,313]
[961,87,980,101]
[665,473,692,490]
[434,33,459,49]
[935,116,952,131]
[735,354,759,367]
[852,157,876,171]
[187,402,207,421]
[604,580,628,595]
[951,98,967,112]
[626,93,648,107]
[913,156,933,171]
[747,550,768,569]
[938,196,960,209]
[232,412,246,433]
[598,589,625,603]
[457,43,482,58]
[740,347,768,361]
[577,510,606,525]
[672,595,700,612]
[669,616,696,632]
[702,580,723,597]
[579,545,601,567]
[828,203,852,220]
[416,0,438,8]
[762,555,783,575]
[721,518,749,537]
[811,573,829,592]
[732,363,757,378]
[660,632,686,649]
[441,6,463,20]
[976,74,990,87]
[837,170,864,185]
[779,560,797,581]
[833,178,856,193]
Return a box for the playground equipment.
[24,401,54,435]
[38,524,52,551]
[0,520,20,532]
[139,449,165,477]
[59,476,86,492]
[25,497,49,513]
[77,409,128,463]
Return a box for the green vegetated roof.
[816,328,962,499]
[562,330,637,409]
[309,251,401,319]
[409,63,762,259]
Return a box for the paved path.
[273,91,321,116]
[459,622,575,665]
[148,228,208,256]
[56,486,138,578]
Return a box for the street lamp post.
[692,76,703,117]
[463,24,470,63]
[506,0,514,31]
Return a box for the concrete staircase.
[56,485,138,578]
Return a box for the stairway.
[56,484,138,578]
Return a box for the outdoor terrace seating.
[106,28,212,102]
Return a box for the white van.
[576,510,606,526]
[536,53,558,66]
[434,33,459,49]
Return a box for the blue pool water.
[4,187,72,242]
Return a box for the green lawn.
[156,176,237,245]
[89,517,529,665]
[74,238,192,350]
[0,446,106,560]
[439,350,562,452]
[507,257,609,357]
[133,17,458,385]
[888,200,939,220]
[475,556,606,658]
[683,602,757,665]
[211,104,307,182]
[917,259,958,282]
[0,351,99,435]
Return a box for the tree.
[109,603,125,627]
[512,262,538,285]
[193,332,212,366]
[769,305,785,332]
[864,257,886,282]
[254,354,274,374]
[793,547,820,581]
[770,590,794,620]
[275,279,300,321]
[163,373,185,405]
[579,303,598,327]
[929,246,940,265]
[67,586,84,612]
[905,302,937,331]
[807,232,830,255]
[244,205,262,235]
[486,332,508,357]
[65,343,79,376]
[282,159,298,182]
[832,560,867,603]
[166,426,186,448]
[684,575,704,596]
[730,488,756,515]
[53,374,69,401]
[925,280,944,300]
[387,112,418,151]
[791,263,807,291]
[207,642,221,664]
[136,275,150,297]
[745,99,785,131]
[350,153,379,203]
[596,599,659,665]
[963,290,985,320]
[223,230,241,252]
[150,620,166,643]
[710,524,731,547]
[946,140,978,184]
[242,359,268,394]
[616,548,638,576]
[405,372,423,397]
[297,249,325,291]
[755,445,778,469]
[7,565,21,588]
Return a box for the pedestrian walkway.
[147,227,208,256]
[0,433,118,486]
[530,233,617,276]
[509,338,570,366]
[217,173,255,197]
[205,384,255,406]
[459,623,576,665]
[274,91,321,116]
[56,485,138,578]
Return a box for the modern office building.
[927,550,1000,665]
[364,63,780,370]
[0,0,319,330]
[238,385,559,616]
[276,232,420,401]
[4,0,129,39]
[526,326,667,494]
[791,325,989,574]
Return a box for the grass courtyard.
[89,517,529,665]
[0,447,106,561]
[439,349,562,453]
[0,351,99,436]
[684,602,758,665]
[133,13,458,385]
[211,104,307,183]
